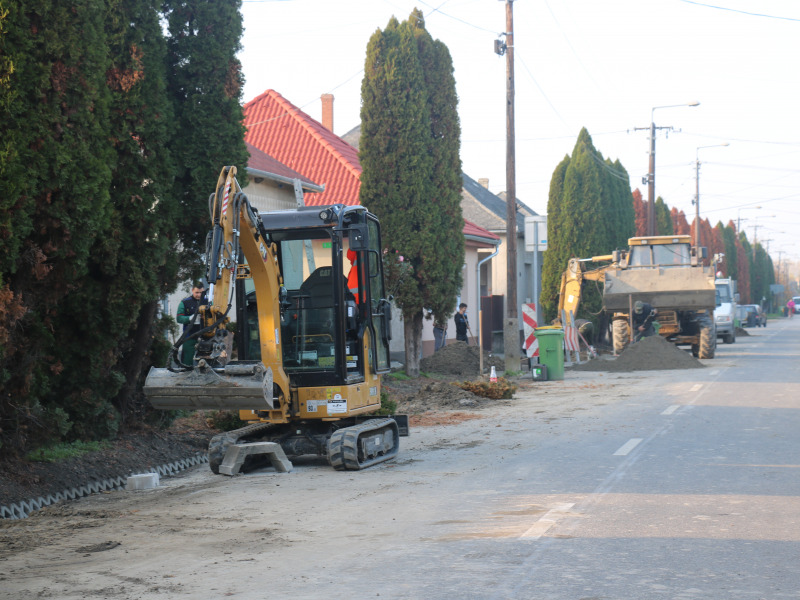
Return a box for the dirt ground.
[0,328,733,598]
[0,337,694,515]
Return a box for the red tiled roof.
[245,142,320,188]
[243,90,362,207]
[463,219,500,242]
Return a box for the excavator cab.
[235,205,391,387]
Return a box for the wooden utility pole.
[502,0,520,373]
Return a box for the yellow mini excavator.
[145,166,404,474]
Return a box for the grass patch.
[387,371,412,381]
[26,440,111,463]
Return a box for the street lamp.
[694,142,729,246]
[644,101,700,236]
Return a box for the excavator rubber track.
[327,417,400,471]
[208,421,275,474]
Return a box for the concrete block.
[126,472,160,490]
[218,442,293,476]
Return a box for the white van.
[715,278,738,344]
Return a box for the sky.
[238,0,800,274]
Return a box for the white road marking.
[690,384,703,392]
[519,502,575,540]
[661,405,680,415]
[613,438,643,456]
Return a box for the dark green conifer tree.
[410,10,464,332]
[540,129,634,323]
[655,197,674,235]
[68,0,178,428]
[360,12,461,376]
[720,222,738,279]
[0,0,114,452]
[163,0,249,269]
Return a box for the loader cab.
[235,205,391,388]
[626,236,693,268]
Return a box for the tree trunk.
[403,310,423,377]
[115,299,159,424]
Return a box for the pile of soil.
[419,341,503,377]
[0,421,214,510]
[571,335,705,372]
[736,326,750,337]
[395,380,495,414]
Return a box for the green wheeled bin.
[534,326,565,381]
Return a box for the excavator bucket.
[144,363,278,411]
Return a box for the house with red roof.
[243,90,500,357]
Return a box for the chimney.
[478,178,489,189]
[321,94,334,132]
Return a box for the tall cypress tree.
[540,129,634,323]
[360,12,461,376]
[163,0,249,268]
[410,10,463,333]
[655,197,674,235]
[72,0,178,427]
[722,222,738,279]
[0,0,114,452]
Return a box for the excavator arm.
[145,166,291,417]
[558,255,614,320]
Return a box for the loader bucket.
[144,362,277,411]
[603,267,716,312]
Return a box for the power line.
[515,52,571,131]
[417,0,502,34]
[676,0,800,22]
[589,152,629,182]
[702,161,800,173]
[682,131,800,146]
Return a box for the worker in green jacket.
[177,282,208,364]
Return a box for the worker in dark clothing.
[177,282,208,364]
[454,303,469,343]
[433,319,447,351]
[633,300,657,340]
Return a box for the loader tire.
[612,318,629,354]
[696,316,716,359]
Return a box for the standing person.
[177,282,208,364]
[433,319,447,351]
[633,300,657,339]
[454,303,469,343]
[788,298,796,318]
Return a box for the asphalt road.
[2,319,798,600]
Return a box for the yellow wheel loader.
[145,166,404,474]
[559,235,717,358]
